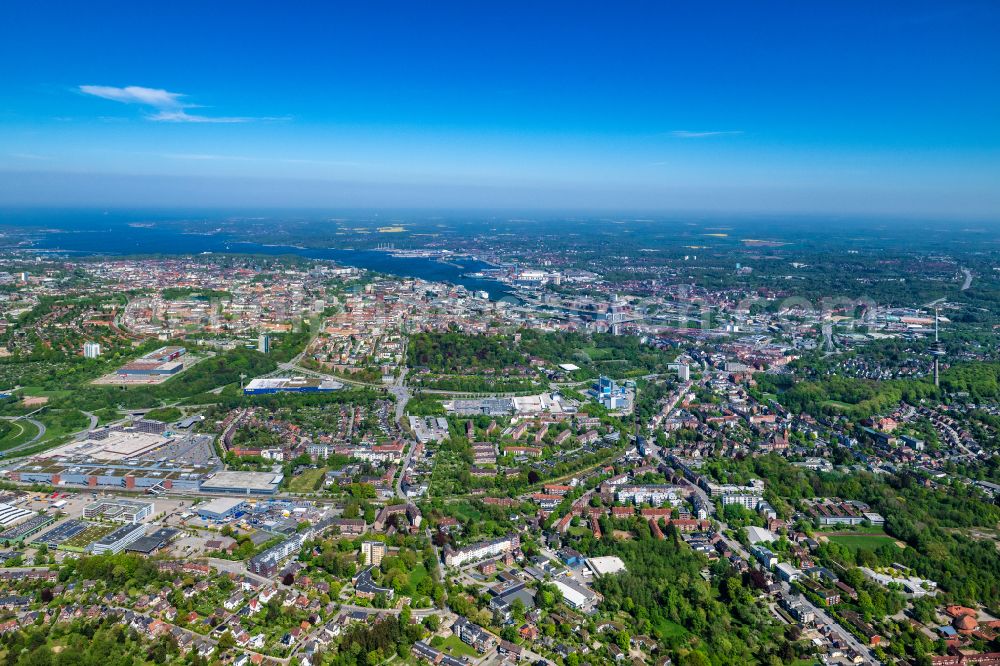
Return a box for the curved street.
[0,414,46,454]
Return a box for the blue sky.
[1,1,999,217]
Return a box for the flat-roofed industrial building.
[88,523,147,554]
[83,499,154,524]
[196,497,247,520]
[243,376,342,395]
[199,471,282,495]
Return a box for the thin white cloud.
[78,84,281,124]
[670,130,743,138]
[149,110,253,124]
[80,85,185,108]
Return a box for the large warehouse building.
[196,497,247,520]
[8,431,218,494]
[243,377,342,395]
[116,346,186,376]
[199,471,282,495]
[0,502,35,528]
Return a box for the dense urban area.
[0,215,998,666]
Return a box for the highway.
[0,414,47,455]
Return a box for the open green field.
[143,406,182,422]
[37,409,89,443]
[652,617,688,641]
[0,419,40,451]
[92,408,121,425]
[399,563,430,598]
[581,346,614,361]
[286,466,327,493]
[821,524,887,535]
[20,386,73,400]
[408,563,428,588]
[825,533,899,552]
[438,635,480,659]
[8,440,64,458]
[0,409,95,458]
[451,501,485,522]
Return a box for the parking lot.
[20,490,92,516]
[132,433,217,467]
[33,518,89,548]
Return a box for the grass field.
[450,500,485,523]
[19,386,72,400]
[581,346,613,361]
[37,409,89,444]
[286,466,327,493]
[8,440,63,458]
[439,635,479,659]
[401,563,429,598]
[0,419,40,451]
[820,525,887,535]
[1,408,95,458]
[144,406,182,423]
[652,617,688,641]
[93,408,121,425]
[826,533,899,552]
[408,563,428,588]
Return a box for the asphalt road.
[0,415,47,454]
[780,581,879,664]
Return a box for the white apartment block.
[444,534,520,567]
